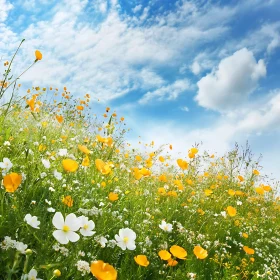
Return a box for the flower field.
[0,45,280,280]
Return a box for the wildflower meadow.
[0,42,280,280]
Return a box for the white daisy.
[52,212,80,244]
[115,228,136,250]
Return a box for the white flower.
[52,212,80,244]
[15,241,28,254]
[78,216,95,236]
[237,200,242,206]
[221,211,227,218]
[4,141,10,146]
[45,199,51,205]
[27,269,42,280]
[76,260,91,276]
[54,170,62,180]
[115,228,136,250]
[0,157,13,174]
[24,214,40,229]
[99,236,108,248]
[47,207,56,212]
[159,220,173,232]
[42,159,50,169]
[58,149,68,156]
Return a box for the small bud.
[53,269,61,277]
[25,249,33,255]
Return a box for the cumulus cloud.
[196,48,266,111]
[139,79,190,104]
[0,0,13,22]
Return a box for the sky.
[0,0,280,181]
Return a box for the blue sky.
[1,0,280,180]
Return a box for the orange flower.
[108,192,118,202]
[35,50,42,61]
[243,246,255,255]
[134,255,149,267]
[76,105,84,111]
[177,159,188,170]
[62,195,73,207]
[242,233,248,238]
[158,174,167,182]
[90,260,117,280]
[170,245,187,260]
[62,159,79,172]
[193,246,208,259]
[95,159,111,175]
[55,115,63,123]
[159,156,165,162]
[158,250,171,260]
[227,206,237,217]
[255,187,265,195]
[3,173,22,193]
[78,144,91,154]
[167,258,178,266]
[238,175,244,182]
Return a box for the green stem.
[0,39,25,98]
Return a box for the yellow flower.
[158,250,171,260]
[35,50,42,61]
[227,206,237,217]
[95,159,111,175]
[90,260,117,280]
[82,156,90,167]
[158,174,167,182]
[177,159,188,170]
[170,245,187,260]
[62,159,79,172]
[253,169,260,176]
[158,187,166,195]
[78,144,91,154]
[134,255,149,267]
[242,233,248,238]
[3,173,22,193]
[204,189,213,196]
[243,246,254,255]
[228,189,235,196]
[255,187,265,195]
[108,192,118,202]
[62,195,73,207]
[193,246,208,259]
[135,155,142,161]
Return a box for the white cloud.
[196,48,266,111]
[190,61,201,75]
[139,79,190,104]
[129,90,280,180]
[180,106,189,112]
[132,4,142,13]
[0,0,13,22]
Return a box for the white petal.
[52,212,64,229]
[80,229,95,236]
[65,231,80,242]
[127,242,136,250]
[65,213,80,231]
[53,230,69,244]
[24,214,32,223]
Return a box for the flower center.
[123,237,129,243]
[83,224,89,230]
[62,225,70,232]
